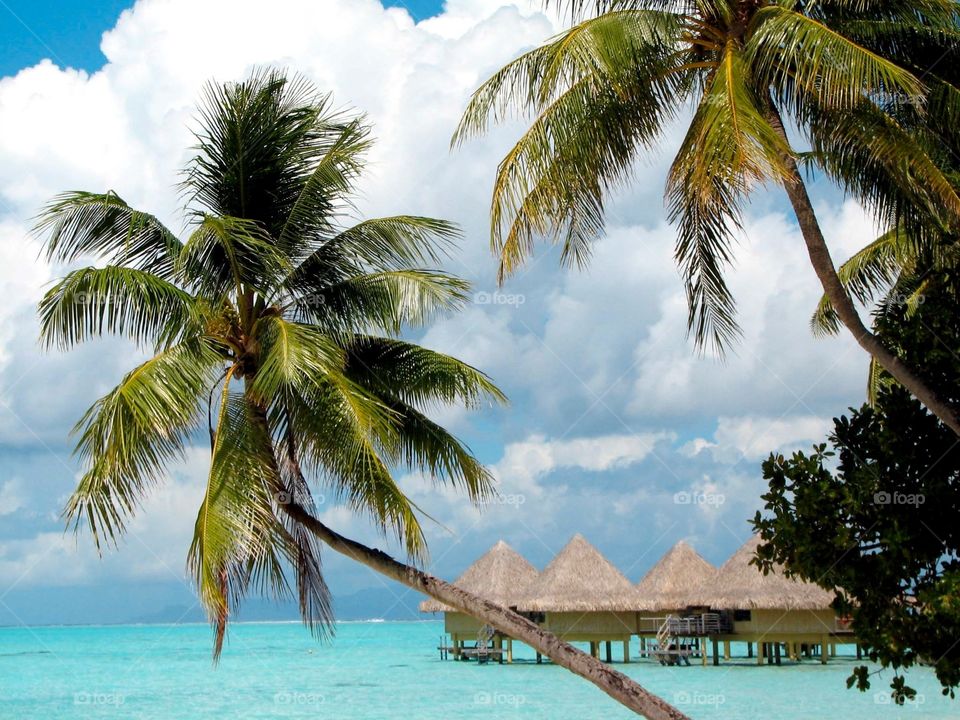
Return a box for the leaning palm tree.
[455,0,960,434]
[37,70,689,720]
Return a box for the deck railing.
[667,613,733,636]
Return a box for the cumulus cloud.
[492,431,672,498]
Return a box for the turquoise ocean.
[1,621,955,719]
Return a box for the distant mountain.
[0,581,430,627]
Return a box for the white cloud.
[712,414,833,462]
[0,478,24,515]
[492,431,671,498]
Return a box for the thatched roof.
[691,535,834,610]
[516,534,641,612]
[419,541,539,613]
[635,540,717,611]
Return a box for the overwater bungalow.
[423,533,858,668]
[689,535,853,664]
[515,534,639,662]
[635,541,717,615]
[634,540,718,656]
[419,540,537,662]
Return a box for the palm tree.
[37,70,690,720]
[454,0,960,434]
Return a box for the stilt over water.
[424,536,860,668]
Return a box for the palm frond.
[453,9,680,143]
[750,6,926,115]
[179,214,290,297]
[805,100,960,233]
[34,191,183,278]
[65,339,223,550]
[811,225,915,335]
[276,118,372,255]
[286,217,461,288]
[283,385,426,561]
[38,266,197,350]
[343,336,507,410]
[188,383,278,660]
[183,69,361,239]
[290,270,471,336]
[374,399,497,504]
[666,43,788,353]
[455,10,685,278]
[249,315,346,402]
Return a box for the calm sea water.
[0,621,954,719]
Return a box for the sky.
[0,0,880,629]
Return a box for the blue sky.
[0,0,874,631]
[0,0,446,76]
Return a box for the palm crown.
[37,69,505,656]
[455,0,960,353]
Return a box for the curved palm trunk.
[766,107,960,437]
[279,501,690,720]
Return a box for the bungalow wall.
[542,611,637,640]
[729,608,854,641]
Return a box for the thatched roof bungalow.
[419,540,538,661]
[517,534,640,613]
[419,540,538,613]
[516,534,640,660]
[635,540,717,613]
[689,536,846,657]
[691,535,834,611]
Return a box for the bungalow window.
[734,609,752,622]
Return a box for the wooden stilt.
[723,641,731,660]
[590,641,599,659]
[701,637,708,666]
[774,642,782,666]
[507,638,513,664]
[496,636,504,665]
[712,638,719,666]
[747,641,753,658]
[623,637,630,663]
[604,641,612,663]
[821,636,828,664]
[757,642,764,665]
[856,644,862,660]
[830,643,836,658]
[640,636,646,657]
[767,643,774,665]
[536,651,542,664]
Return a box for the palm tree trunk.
[278,500,690,720]
[766,106,960,436]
